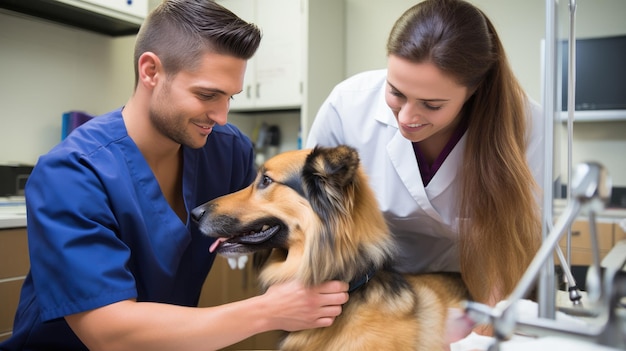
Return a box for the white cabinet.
[60,0,149,21]
[217,0,303,111]
[217,0,345,148]
[254,0,302,110]
[215,0,256,110]
[0,0,148,36]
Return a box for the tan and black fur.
[192,145,470,351]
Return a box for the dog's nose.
[191,206,206,223]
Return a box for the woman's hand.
[445,307,477,344]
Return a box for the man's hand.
[263,280,349,331]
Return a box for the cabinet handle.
[256,83,260,99]
[246,85,251,99]
[571,230,581,237]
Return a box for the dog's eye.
[258,175,274,189]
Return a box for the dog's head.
[192,145,394,288]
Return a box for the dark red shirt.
[412,120,468,186]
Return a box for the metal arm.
[464,162,625,350]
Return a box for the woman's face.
[385,55,472,144]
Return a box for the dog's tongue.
[209,237,228,253]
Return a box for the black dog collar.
[348,266,377,293]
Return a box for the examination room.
[1,0,626,350]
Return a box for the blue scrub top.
[0,109,256,351]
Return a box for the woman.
[306,0,543,307]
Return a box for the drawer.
[0,278,24,337]
[558,220,613,251]
[0,228,29,279]
[616,221,626,242]
[557,247,611,266]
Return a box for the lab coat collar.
[387,130,444,221]
[373,80,396,127]
[425,134,466,199]
[385,119,465,222]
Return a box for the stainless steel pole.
[539,0,558,319]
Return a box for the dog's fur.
[192,145,470,351]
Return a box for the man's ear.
[137,52,162,89]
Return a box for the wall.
[553,0,626,187]
[0,10,136,165]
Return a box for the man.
[1,1,347,350]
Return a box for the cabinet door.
[253,0,302,109]
[0,228,28,341]
[216,0,258,110]
[558,220,614,266]
[616,220,626,242]
[216,0,303,111]
[0,280,23,341]
[0,228,29,279]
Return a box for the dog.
[192,145,472,350]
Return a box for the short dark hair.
[133,0,262,84]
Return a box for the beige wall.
[0,10,136,165]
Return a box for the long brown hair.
[387,0,541,303]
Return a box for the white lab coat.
[306,69,545,274]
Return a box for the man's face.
[150,52,247,149]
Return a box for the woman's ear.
[137,52,161,89]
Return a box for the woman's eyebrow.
[386,81,449,102]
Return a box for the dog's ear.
[302,145,360,222]
[300,145,362,284]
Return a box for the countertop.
[553,198,626,221]
[0,196,26,229]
